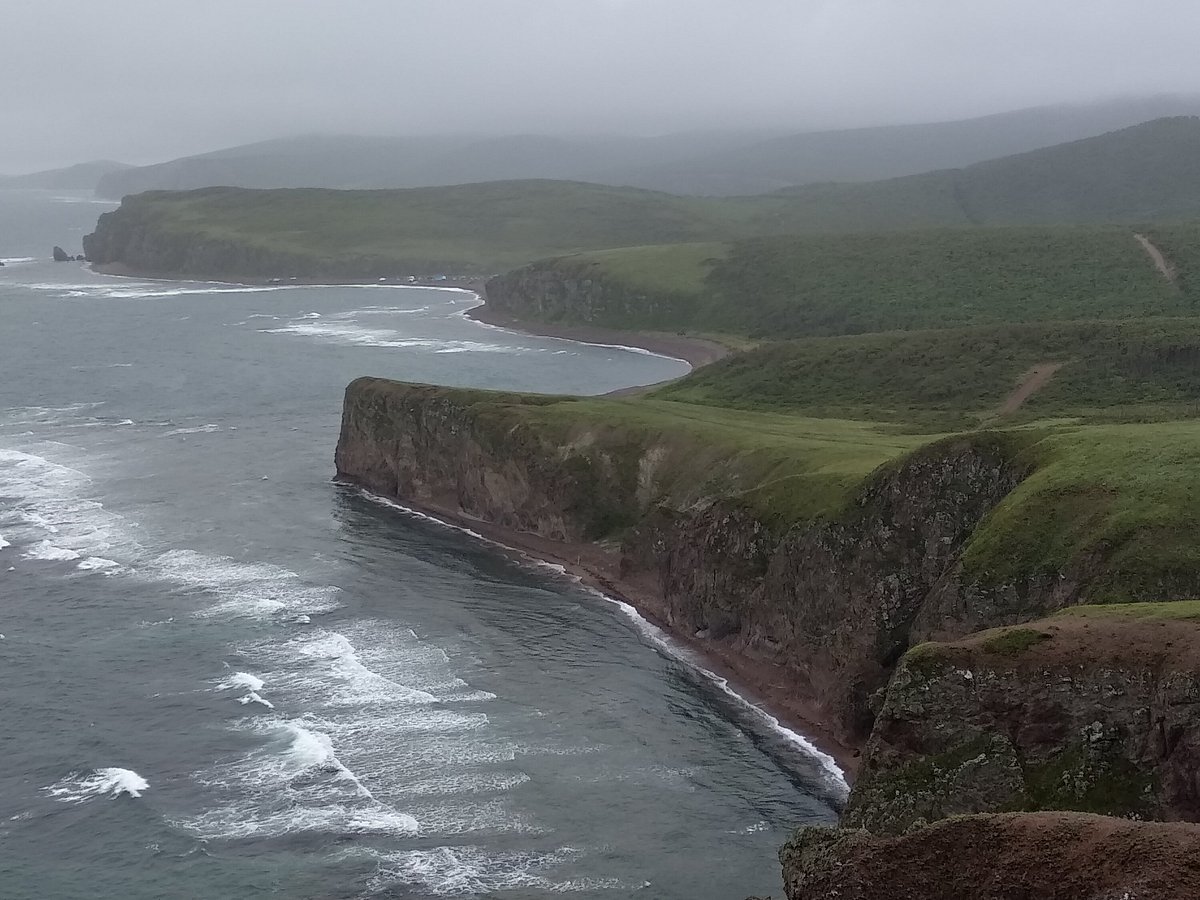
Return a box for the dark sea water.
[0,190,841,900]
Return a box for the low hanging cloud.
[3,0,1199,171]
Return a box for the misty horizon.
[9,91,1197,176]
[6,0,1200,173]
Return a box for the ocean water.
[0,189,840,900]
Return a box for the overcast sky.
[5,0,1200,171]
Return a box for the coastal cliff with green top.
[88,115,1200,896]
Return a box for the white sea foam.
[44,767,149,803]
[183,804,420,839]
[163,424,220,436]
[263,318,519,354]
[154,548,341,619]
[1,402,105,426]
[189,619,540,845]
[0,256,36,265]
[51,195,119,205]
[221,671,266,693]
[461,300,689,365]
[23,540,81,561]
[0,446,127,573]
[249,630,441,707]
[368,845,622,896]
[0,534,9,550]
[598,589,848,795]
[77,555,120,572]
[354,486,849,795]
[177,717,422,840]
[56,283,293,301]
[218,671,275,708]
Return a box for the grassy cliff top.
[348,379,933,526]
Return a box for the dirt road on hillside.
[1134,232,1178,285]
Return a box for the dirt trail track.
[996,362,1064,416]
[1134,232,1178,285]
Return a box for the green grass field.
[653,319,1200,428]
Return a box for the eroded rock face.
[333,378,1037,744]
[485,264,695,330]
[334,379,631,542]
[844,616,1200,833]
[83,202,318,280]
[780,813,1200,900]
[630,436,1030,740]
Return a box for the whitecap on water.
[163,424,220,436]
[217,671,275,709]
[76,555,120,572]
[366,845,625,896]
[260,312,520,354]
[176,718,421,840]
[155,548,342,619]
[44,767,149,803]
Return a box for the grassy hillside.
[86,182,756,275]
[489,225,1189,337]
[959,419,1200,600]
[86,118,1200,277]
[768,117,1200,228]
[1,160,130,190]
[613,96,1200,195]
[655,320,1200,429]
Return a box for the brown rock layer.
[781,812,1200,900]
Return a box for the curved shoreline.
[465,300,730,370]
[343,481,860,783]
[90,263,728,378]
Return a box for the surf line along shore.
[347,484,854,798]
[88,263,731,371]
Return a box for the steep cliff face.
[334,380,638,541]
[779,812,1200,900]
[844,612,1200,833]
[83,193,429,281]
[84,197,313,279]
[485,263,696,331]
[627,437,1030,739]
[335,378,1046,744]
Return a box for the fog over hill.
[9,0,1200,172]
[94,96,1200,199]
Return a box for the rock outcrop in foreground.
[781,812,1200,900]
[845,612,1200,833]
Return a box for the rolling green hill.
[486,225,1191,337]
[85,118,1200,279]
[94,96,1200,199]
[654,320,1200,429]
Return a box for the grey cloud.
[4,0,1199,172]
